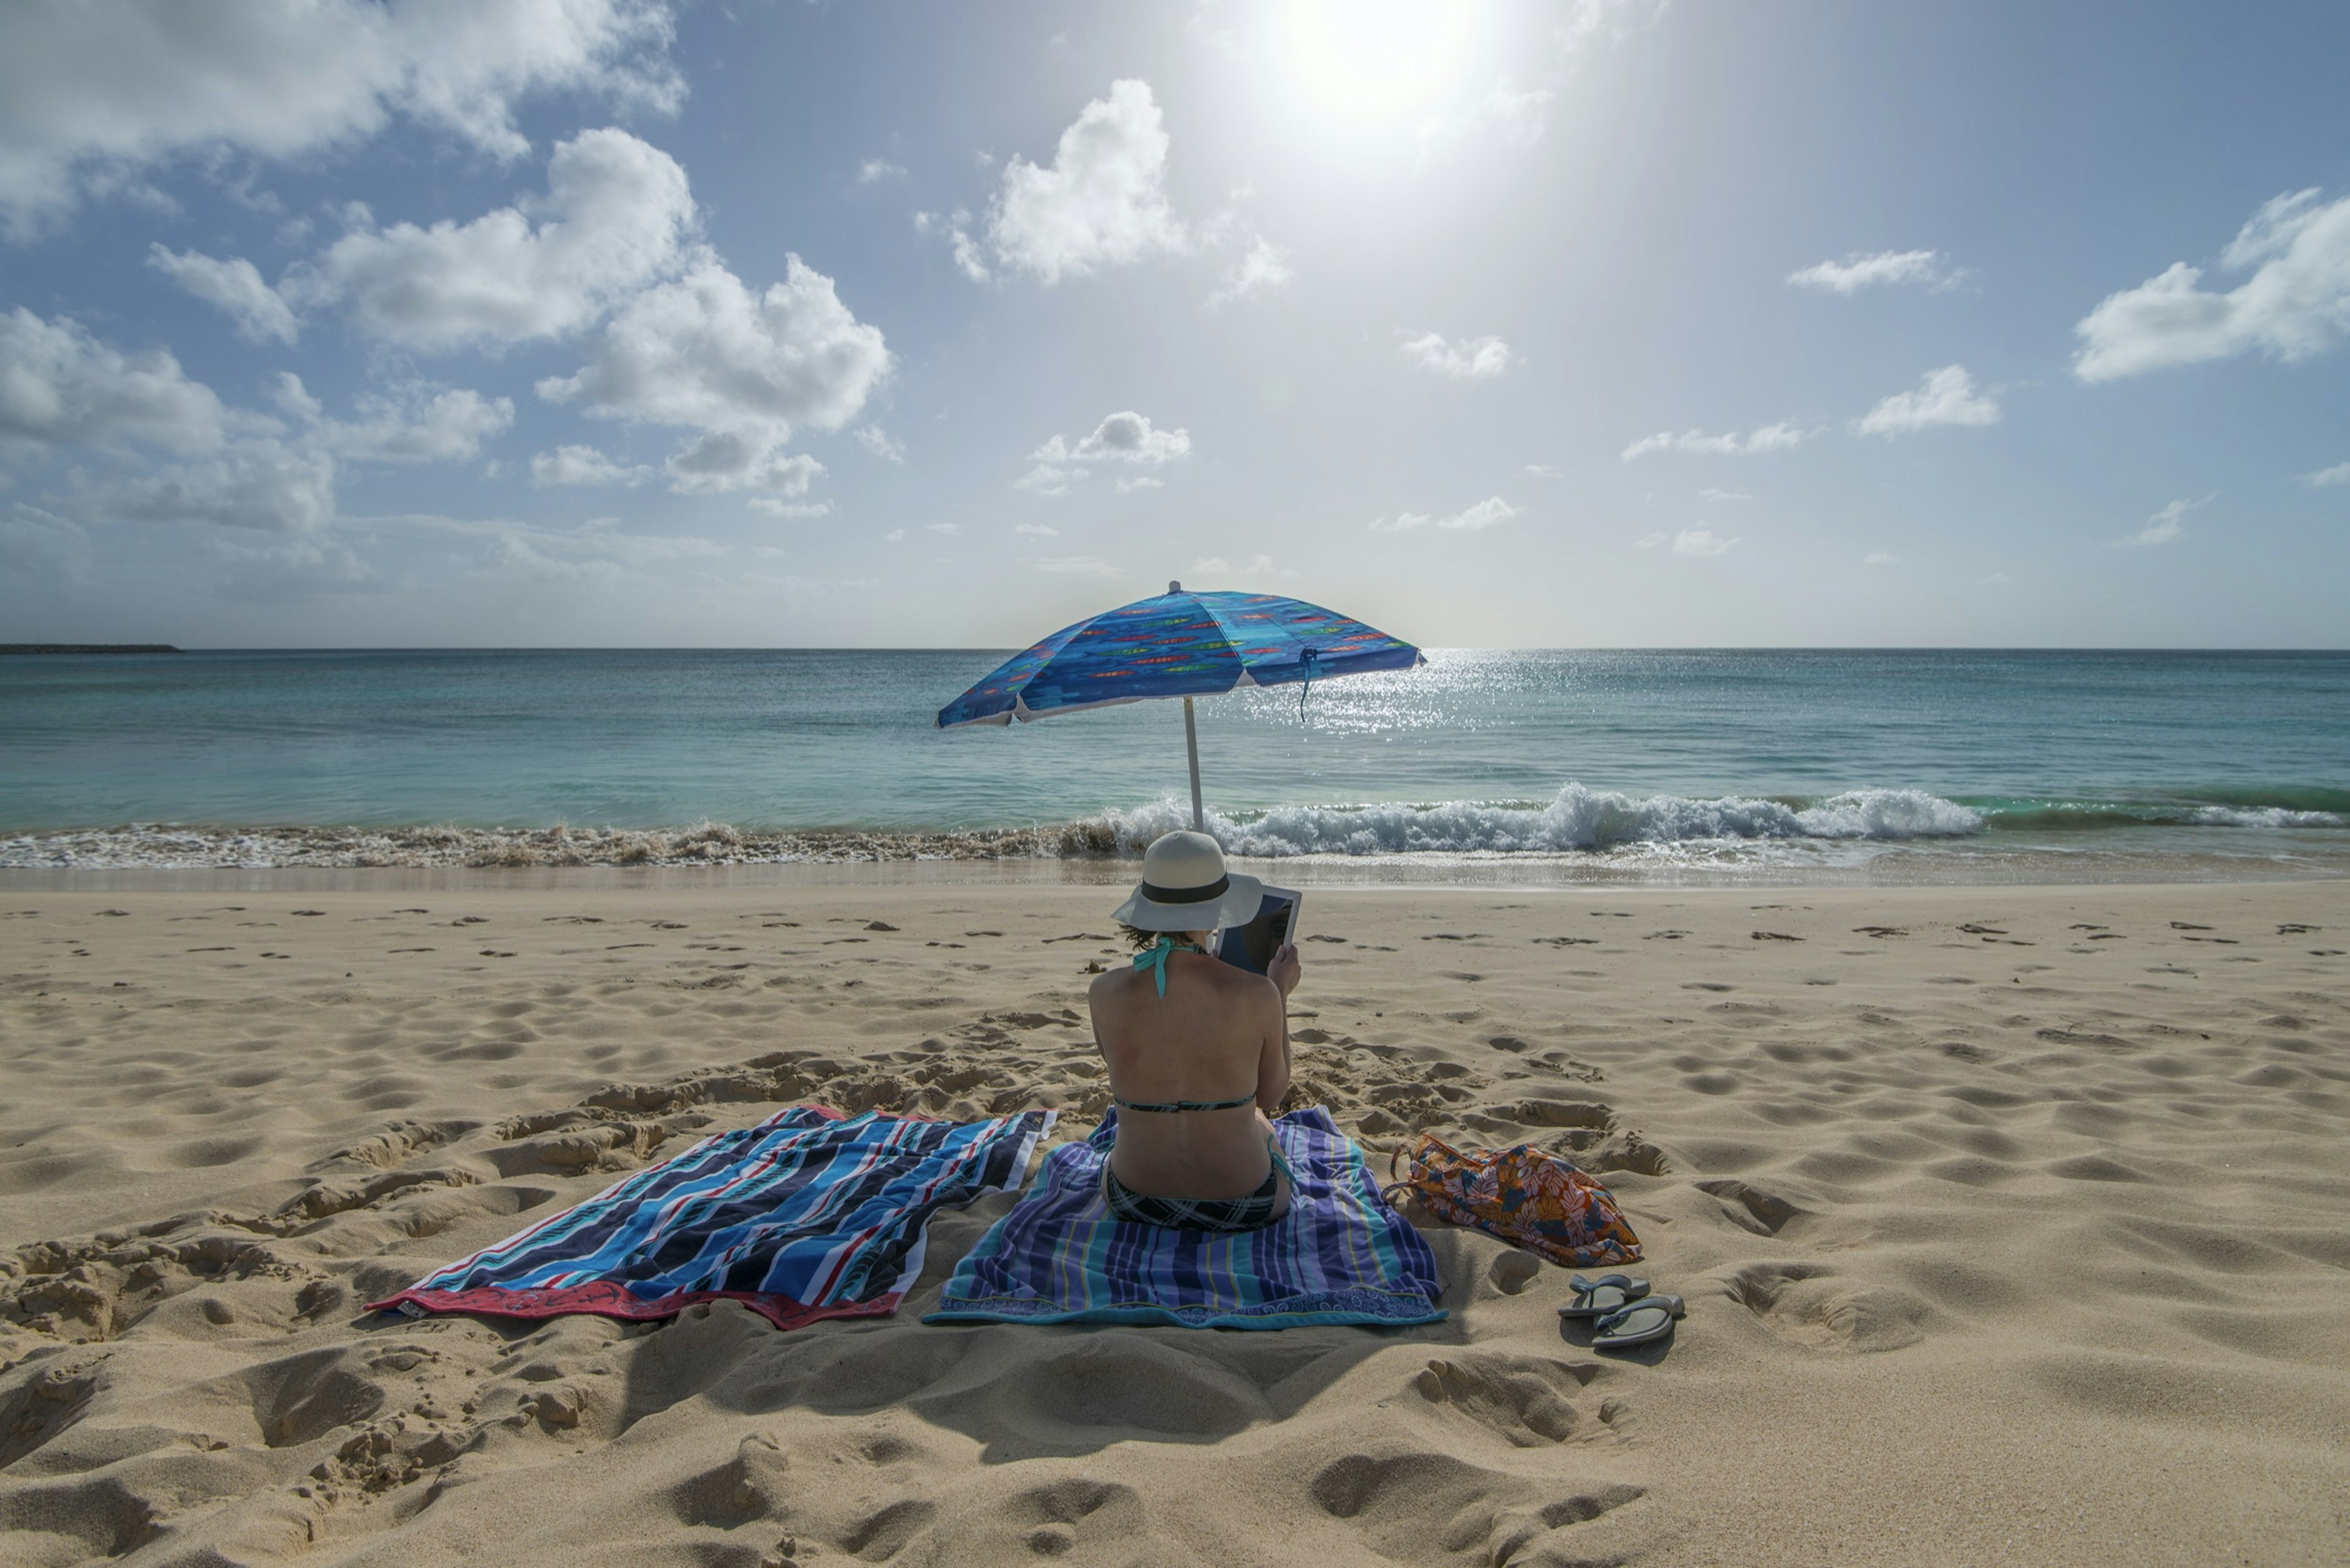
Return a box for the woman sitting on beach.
[1089,830,1301,1231]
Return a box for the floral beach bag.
[1385,1133,1643,1269]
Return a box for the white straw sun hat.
[1112,831,1264,933]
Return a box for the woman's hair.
[1118,922,1212,952]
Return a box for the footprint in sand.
[1721,1261,1934,1353]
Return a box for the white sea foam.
[1108,783,1985,857]
[2188,805,2346,829]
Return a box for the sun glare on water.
[1282,0,1476,122]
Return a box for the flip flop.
[1557,1272,1651,1320]
[1591,1293,1685,1350]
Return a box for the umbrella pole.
[1182,696,1204,832]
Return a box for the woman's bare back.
[1088,943,1296,1204]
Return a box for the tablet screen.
[1217,886,1301,975]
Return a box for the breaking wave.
[5,782,2342,870]
[1116,783,1983,857]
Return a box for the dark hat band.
[1137,874,1229,905]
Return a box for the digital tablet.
[1217,884,1302,976]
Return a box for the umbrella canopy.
[937,582,1423,830]
[937,583,1423,728]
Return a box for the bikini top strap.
[1131,935,1204,998]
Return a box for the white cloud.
[660,437,824,498]
[1419,81,1553,155]
[92,438,339,534]
[853,425,906,463]
[1399,330,1512,380]
[1787,249,1961,294]
[1853,365,1999,437]
[1022,411,1189,496]
[1116,476,1164,493]
[2307,461,2350,487]
[1036,555,1122,578]
[531,443,646,487]
[1015,522,1059,537]
[1203,236,1292,310]
[857,158,907,184]
[926,522,961,535]
[294,127,696,351]
[1187,553,1283,580]
[2116,495,2208,548]
[986,80,1185,283]
[0,0,682,234]
[1636,531,1666,549]
[1671,528,1737,557]
[146,245,299,344]
[0,308,229,465]
[311,382,513,463]
[1525,464,1562,478]
[1865,550,1894,566]
[539,253,888,493]
[884,528,906,543]
[748,498,829,518]
[1016,463,1085,497]
[1622,422,1808,460]
[2075,190,2350,382]
[1368,496,1518,533]
[1699,488,1754,502]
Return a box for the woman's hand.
[1268,942,1301,998]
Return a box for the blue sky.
[2,0,2346,648]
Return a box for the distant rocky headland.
[0,644,181,654]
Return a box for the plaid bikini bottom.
[1102,1138,1289,1232]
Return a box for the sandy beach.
[3,873,2346,1566]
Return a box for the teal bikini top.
[1131,935,1203,998]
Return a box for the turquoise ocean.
[3,649,2346,879]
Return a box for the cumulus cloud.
[0,0,682,234]
[2307,461,2350,487]
[857,158,906,184]
[147,245,299,344]
[1116,476,1163,494]
[531,443,646,487]
[1021,411,1189,495]
[1187,553,1283,580]
[985,80,1184,283]
[1865,550,1894,566]
[1787,249,1961,294]
[0,308,229,465]
[1525,464,1562,478]
[1399,330,1512,380]
[853,425,906,463]
[1014,522,1059,537]
[1699,488,1754,502]
[1671,528,1737,557]
[1368,496,1518,534]
[1418,81,1553,157]
[1621,422,1808,460]
[1036,555,1122,578]
[747,498,829,518]
[1853,365,1999,437]
[297,380,513,464]
[2116,495,2208,548]
[1203,236,1292,310]
[294,127,696,351]
[539,254,887,492]
[92,439,339,533]
[2075,190,2350,381]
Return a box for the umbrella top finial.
[1168,580,1181,594]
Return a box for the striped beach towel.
[927,1107,1445,1331]
[370,1105,1053,1331]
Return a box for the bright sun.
[1283,0,1475,123]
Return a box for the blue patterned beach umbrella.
[938,582,1423,829]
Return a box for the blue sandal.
[1557,1272,1651,1320]
[1592,1293,1685,1350]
